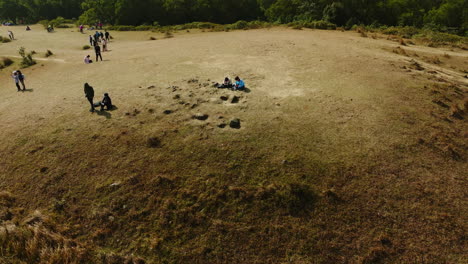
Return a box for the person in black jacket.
[99,93,113,111]
[94,44,103,62]
[84,83,95,112]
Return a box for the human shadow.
[22,88,34,92]
[96,105,118,119]
[96,110,112,119]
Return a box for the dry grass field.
[0,24,467,263]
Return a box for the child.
[84,55,93,64]
[234,76,245,91]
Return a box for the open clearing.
[0,25,467,263]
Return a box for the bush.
[107,25,136,31]
[82,45,91,50]
[45,50,53,57]
[1,36,11,43]
[18,47,36,68]
[2,57,14,67]
[149,36,156,40]
[229,20,249,30]
[287,20,337,30]
[164,32,174,38]
[134,25,154,31]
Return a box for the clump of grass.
[0,36,11,43]
[149,36,157,40]
[82,45,91,50]
[164,31,173,38]
[443,53,451,58]
[449,99,467,119]
[292,24,303,30]
[45,50,53,57]
[18,47,36,68]
[399,38,407,46]
[426,56,442,64]
[356,27,367,37]
[392,46,408,56]
[1,57,14,67]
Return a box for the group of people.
[85,31,110,63]
[11,70,26,92]
[216,76,246,91]
[84,83,113,112]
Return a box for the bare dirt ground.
[0,25,467,263]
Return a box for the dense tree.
[0,0,466,35]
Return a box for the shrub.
[45,50,53,57]
[83,45,91,50]
[288,20,337,30]
[107,25,136,31]
[229,20,249,30]
[149,36,156,40]
[2,57,14,67]
[1,36,11,43]
[164,32,173,38]
[135,25,154,31]
[18,47,36,68]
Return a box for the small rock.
[163,110,173,115]
[147,137,162,148]
[220,96,229,101]
[218,123,227,128]
[193,113,209,121]
[108,216,115,222]
[147,85,155,89]
[229,119,241,129]
[231,96,240,104]
[110,182,121,188]
[173,94,181,100]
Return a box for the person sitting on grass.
[216,77,232,88]
[95,93,113,111]
[84,55,93,64]
[234,76,245,91]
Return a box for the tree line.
[1,0,466,34]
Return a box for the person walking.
[16,70,26,90]
[11,71,21,91]
[94,44,103,62]
[84,83,95,112]
[8,30,14,40]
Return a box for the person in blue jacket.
[234,76,245,91]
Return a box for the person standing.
[79,24,84,33]
[105,30,110,41]
[84,83,95,112]
[102,38,108,52]
[89,35,94,46]
[94,44,103,62]
[11,71,21,91]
